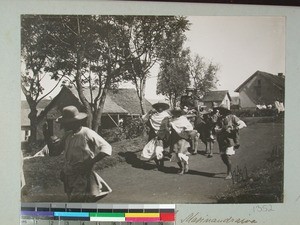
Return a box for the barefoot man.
[43,105,112,202]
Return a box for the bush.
[99,117,147,142]
[99,127,126,143]
[232,108,277,117]
[122,117,147,139]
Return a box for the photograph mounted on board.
[21,15,285,204]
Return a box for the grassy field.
[217,125,284,203]
[217,149,283,203]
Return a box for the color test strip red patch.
[160,213,175,221]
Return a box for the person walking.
[215,105,246,179]
[169,107,199,174]
[142,101,171,170]
[43,105,112,202]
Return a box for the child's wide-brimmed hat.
[152,100,170,111]
[56,106,87,123]
[170,107,184,116]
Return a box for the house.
[34,86,152,140]
[109,88,153,116]
[234,71,285,109]
[201,90,232,109]
[21,100,51,141]
[230,96,241,110]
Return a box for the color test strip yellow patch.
[125,213,160,218]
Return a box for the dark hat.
[50,135,60,143]
[200,108,213,115]
[171,107,184,116]
[217,104,231,114]
[152,100,170,111]
[186,87,195,91]
[56,106,87,123]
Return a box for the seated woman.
[169,107,199,174]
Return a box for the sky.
[21,16,285,101]
[145,16,285,100]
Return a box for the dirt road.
[99,122,283,203]
[23,122,283,203]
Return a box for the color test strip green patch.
[89,213,125,217]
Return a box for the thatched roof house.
[109,89,153,115]
[31,86,153,140]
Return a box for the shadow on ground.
[118,151,157,170]
[118,151,226,179]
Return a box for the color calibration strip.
[21,203,175,224]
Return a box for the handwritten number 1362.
[253,205,275,213]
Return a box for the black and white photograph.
[21,15,285,204]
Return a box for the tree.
[122,16,190,114]
[156,23,191,108]
[157,48,191,108]
[41,15,129,132]
[21,15,63,144]
[189,54,220,98]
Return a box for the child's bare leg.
[190,131,199,155]
[183,161,189,173]
[221,154,232,179]
[177,161,184,174]
[205,142,208,154]
[207,142,213,157]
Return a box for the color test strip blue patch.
[53,212,89,217]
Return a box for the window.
[257,79,261,85]
[256,79,262,97]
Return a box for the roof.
[68,87,128,114]
[108,89,153,115]
[21,100,51,126]
[21,99,52,110]
[202,90,231,102]
[39,86,153,118]
[235,70,285,92]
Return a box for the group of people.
[23,97,246,202]
[141,100,246,180]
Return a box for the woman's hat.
[56,106,87,123]
[152,100,170,111]
[170,107,184,116]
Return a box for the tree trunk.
[137,77,146,115]
[27,98,38,146]
[92,60,112,132]
[75,50,93,128]
[92,85,109,132]
[173,95,177,109]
